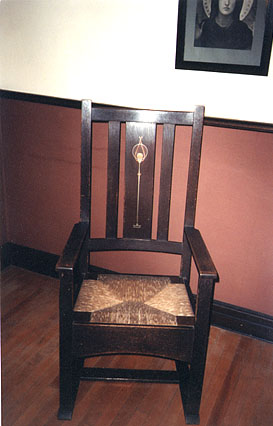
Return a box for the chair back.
[81,101,205,274]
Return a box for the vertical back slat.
[123,122,156,239]
[184,105,205,227]
[106,121,121,237]
[80,100,92,222]
[157,124,175,240]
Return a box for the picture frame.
[175,0,273,75]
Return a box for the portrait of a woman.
[195,0,254,50]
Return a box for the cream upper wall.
[0,0,272,123]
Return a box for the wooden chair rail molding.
[1,89,273,133]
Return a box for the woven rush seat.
[74,274,195,326]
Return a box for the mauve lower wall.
[1,99,81,252]
[1,98,273,316]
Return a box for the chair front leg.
[182,277,215,424]
[58,270,77,420]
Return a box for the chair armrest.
[184,227,219,281]
[56,222,89,272]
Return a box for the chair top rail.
[88,238,183,255]
[91,106,194,126]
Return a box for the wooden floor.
[1,266,273,426]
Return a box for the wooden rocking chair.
[56,100,219,424]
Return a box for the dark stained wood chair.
[56,100,219,424]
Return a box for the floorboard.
[1,266,273,426]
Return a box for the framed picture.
[175,0,273,75]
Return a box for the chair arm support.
[56,222,89,272]
[184,227,219,281]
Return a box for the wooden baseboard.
[211,299,273,343]
[1,242,273,343]
[1,242,59,278]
